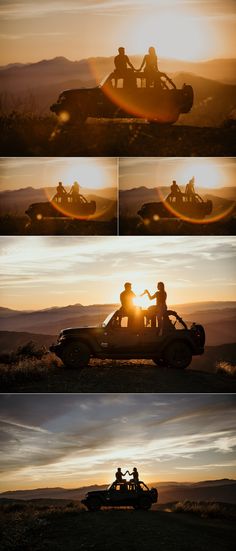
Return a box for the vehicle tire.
[62,342,90,369]
[152,357,167,367]
[138,496,152,510]
[164,340,192,369]
[86,497,101,512]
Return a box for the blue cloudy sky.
[0,393,235,490]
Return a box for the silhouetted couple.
[54,180,83,204]
[115,467,139,483]
[114,46,159,86]
[170,177,198,202]
[119,281,167,333]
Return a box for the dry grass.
[216,361,236,378]
[173,500,236,519]
[0,341,62,391]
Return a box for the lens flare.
[158,188,234,224]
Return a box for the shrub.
[216,361,236,378]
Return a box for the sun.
[125,9,213,61]
[178,159,223,189]
[60,159,109,190]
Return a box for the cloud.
[0,394,235,490]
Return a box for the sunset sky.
[0,0,236,65]
[0,157,117,192]
[0,236,235,310]
[119,157,236,191]
[0,393,235,491]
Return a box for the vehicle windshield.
[99,74,111,87]
[101,311,115,327]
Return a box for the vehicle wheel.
[62,342,90,369]
[152,357,167,367]
[164,341,192,369]
[86,497,101,512]
[138,496,151,510]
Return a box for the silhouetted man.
[170,180,181,198]
[56,181,67,197]
[118,282,137,327]
[115,467,128,482]
[114,47,135,76]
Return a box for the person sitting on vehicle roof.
[114,47,135,76]
[55,181,67,202]
[169,180,182,202]
[118,282,135,324]
[68,181,82,203]
[142,282,167,333]
[128,467,140,484]
[138,47,158,86]
[115,467,128,483]
[114,47,136,88]
[185,177,196,200]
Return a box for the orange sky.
[0,236,235,310]
[0,1,236,64]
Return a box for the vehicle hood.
[60,326,101,335]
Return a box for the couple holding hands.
[119,281,167,330]
[115,467,139,484]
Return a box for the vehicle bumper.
[50,103,61,113]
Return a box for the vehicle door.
[99,316,141,353]
[109,483,128,505]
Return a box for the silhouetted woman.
[129,467,139,483]
[144,281,167,332]
[139,47,158,85]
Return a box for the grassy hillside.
[0,500,235,551]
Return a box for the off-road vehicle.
[50,70,193,125]
[82,480,158,511]
[26,194,96,222]
[138,193,212,222]
[50,309,205,369]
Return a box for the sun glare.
[58,160,108,190]
[126,10,212,61]
[178,160,223,189]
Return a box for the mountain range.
[1,479,235,504]
[0,301,235,346]
[0,56,236,125]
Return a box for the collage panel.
[0,157,118,236]
[0,3,236,158]
[0,234,235,394]
[119,157,236,235]
[0,393,235,550]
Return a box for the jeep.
[50,309,205,369]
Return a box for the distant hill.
[0,55,236,125]
[0,302,235,346]
[1,479,236,504]
[0,186,117,220]
[0,331,56,353]
[119,185,236,218]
